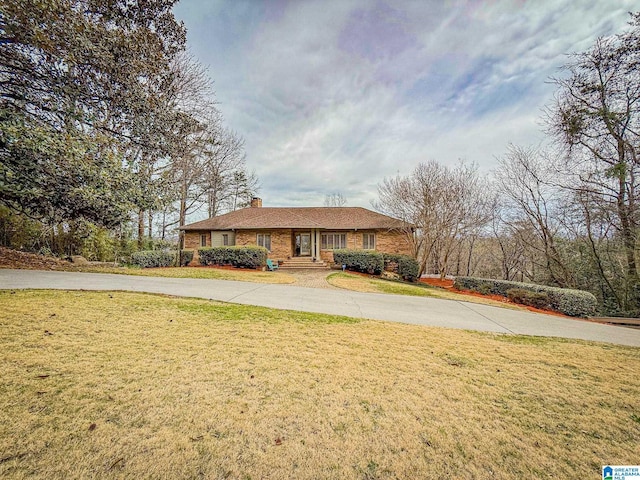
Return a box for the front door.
[300,233,311,256]
[295,233,312,256]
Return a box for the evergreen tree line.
[0,0,258,260]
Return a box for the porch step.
[278,257,329,269]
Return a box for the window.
[222,234,229,246]
[257,233,271,251]
[363,233,375,250]
[321,233,346,250]
[200,234,207,247]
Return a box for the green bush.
[80,225,116,262]
[199,247,230,266]
[383,253,419,282]
[397,256,419,282]
[506,288,550,310]
[180,250,194,267]
[383,253,401,271]
[131,250,176,268]
[198,246,267,269]
[334,249,384,275]
[454,276,598,317]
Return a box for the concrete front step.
[281,262,326,265]
[279,265,329,269]
[278,258,329,269]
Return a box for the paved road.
[1,269,639,347]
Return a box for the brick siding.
[321,230,412,264]
[235,229,293,261]
[184,228,412,265]
[183,231,210,263]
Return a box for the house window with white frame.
[222,234,229,246]
[200,234,207,247]
[321,233,346,250]
[257,233,271,251]
[362,233,375,250]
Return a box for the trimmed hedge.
[333,249,384,275]
[383,253,420,282]
[131,250,195,268]
[506,288,550,310]
[180,250,194,267]
[131,250,176,268]
[454,276,598,317]
[198,246,268,269]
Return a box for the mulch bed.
[420,277,570,318]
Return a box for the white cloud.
[174,0,637,208]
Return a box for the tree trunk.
[466,236,476,276]
[179,181,187,250]
[137,210,145,249]
[615,162,639,312]
[161,209,167,241]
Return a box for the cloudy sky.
[173,0,636,208]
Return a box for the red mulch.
[419,277,570,318]
[420,277,454,289]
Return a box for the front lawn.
[1,290,638,479]
[70,265,297,284]
[327,272,521,310]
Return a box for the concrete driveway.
[1,269,639,347]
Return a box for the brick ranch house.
[180,198,414,267]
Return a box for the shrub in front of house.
[454,276,598,317]
[131,250,176,268]
[232,246,268,268]
[198,246,267,269]
[383,253,401,272]
[180,250,194,267]
[333,249,384,275]
[383,253,419,282]
[198,247,232,266]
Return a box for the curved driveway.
[1,269,639,347]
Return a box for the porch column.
[310,229,316,259]
[314,229,320,259]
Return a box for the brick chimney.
[250,197,262,208]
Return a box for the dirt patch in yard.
[0,247,72,270]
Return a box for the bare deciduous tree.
[375,160,491,278]
[495,145,573,287]
[324,193,347,207]
[543,14,640,312]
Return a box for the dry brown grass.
[1,290,639,479]
[328,272,523,310]
[70,265,297,284]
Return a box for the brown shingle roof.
[180,207,411,231]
